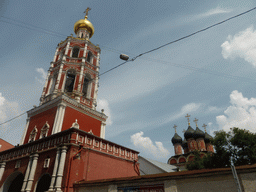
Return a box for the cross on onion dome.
[185,114,191,126]
[84,7,91,18]
[193,118,198,127]
[202,124,207,132]
[173,124,177,133]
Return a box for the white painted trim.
[48,148,61,191]
[25,154,39,191]
[0,162,6,181]
[100,121,106,139]
[20,117,30,145]
[55,146,67,191]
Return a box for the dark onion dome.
[184,126,195,140]
[171,133,182,144]
[182,139,188,148]
[205,132,213,143]
[194,127,205,139]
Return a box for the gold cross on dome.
[185,114,191,125]
[202,124,207,132]
[84,7,91,17]
[193,118,198,127]
[173,124,177,133]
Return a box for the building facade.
[0,10,140,192]
[168,115,214,171]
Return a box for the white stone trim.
[48,148,61,191]
[54,63,64,94]
[0,162,6,181]
[25,153,39,192]
[20,117,30,145]
[55,146,68,191]
[52,103,66,134]
[62,41,70,60]
[100,121,106,139]
[53,47,59,62]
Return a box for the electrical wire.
[99,6,256,76]
[1,6,256,127]
[0,112,27,126]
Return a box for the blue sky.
[1,0,256,162]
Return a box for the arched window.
[87,51,93,63]
[82,74,91,97]
[72,47,79,58]
[40,122,50,139]
[29,126,38,142]
[81,33,84,38]
[64,70,76,93]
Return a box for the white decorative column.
[93,52,100,109]
[25,153,39,192]
[52,103,66,134]
[40,63,54,103]
[53,63,64,96]
[62,41,70,61]
[82,42,88,63]
[100,121,106,139]
[20,117,30,145]
[53,46,59,62]
[0,161,6,181]
[48,148,61,191]
[21,156,33,192]
[55,146,68,192]
[77,64,85,93]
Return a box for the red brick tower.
[0,9,140,192]
[20,8,107,145]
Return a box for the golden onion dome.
[74,16,94,38]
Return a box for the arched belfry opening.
[0,172,24,192]
[64,70,76,93]
[72,47,80,58]
[35,174,51,192]
[87,51,93,63]
[82,74,91,98]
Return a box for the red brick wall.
[24,107,57,144]
[62,107,101,137]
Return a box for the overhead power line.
[0,112,26,126]
[100,6,256,76]
[1,6,256,128]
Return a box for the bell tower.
[20,9,108,145]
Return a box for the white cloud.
[191,7,232,21]
[35,68,47,84]
[199,7,232,18]
[163,102,202,124]
[221,26,256,67]
[216,90,256,132]
[0,93,20,125]
[131,131,169,159]
[97,99,112,125]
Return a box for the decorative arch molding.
[40,122,50,139]
[169,158,177,165]
[187,154,195,162]
[0,171,24,192]
[178,156,186,163]
[34,173,51,192]
[29,126,38,142]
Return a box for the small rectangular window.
[15,160,21,168]
[43,158,50,168]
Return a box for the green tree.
[186,127,256,170]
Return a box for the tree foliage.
[187,128,256,170]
